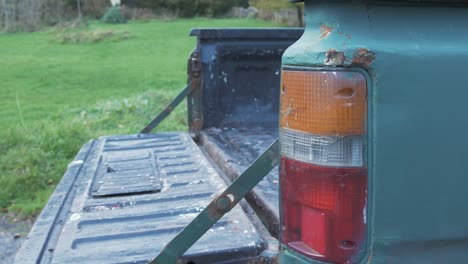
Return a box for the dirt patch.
[0,214,33,264]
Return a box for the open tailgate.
[15,133,276,264]
[16,28,304,264]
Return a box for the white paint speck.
[70,213,81,222]
[363,199,367,224]
[69,160,84,166]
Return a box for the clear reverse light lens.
[280,128,364,167]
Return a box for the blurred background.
[0,0,304,32]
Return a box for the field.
[0,18,279,216]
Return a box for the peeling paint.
[324,49,346,66]
[351,48,376,67]
[69,213,81,222]
[220,71,228,84]
[281,101,294,128]
[68,160,84,167]
[320,24,333,39]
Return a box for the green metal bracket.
[148,139,280,264]
[141,49,201,134]
[140,82,192,134]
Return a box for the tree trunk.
[57,0,63,23]
[3,0,10,31]
[296,5,304,28]
[77,0,82,20]
[24,0,38,30]
[4,0,17,32]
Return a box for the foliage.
[0,18,278,216]
[0,89,186,215]
[121,0,242,17]
[249,0,304,27]
[52,28,132,43]
[249,0,292,11]
[0,0,288,32]
[83,0,111,19]
[120,5,156,21]
[101,6,126,23]
[0,0,66,32]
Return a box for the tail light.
[279,70,368,263]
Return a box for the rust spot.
[164,105,174,113]
[320,24,333,39]
[352,48,376,67]
[325,49,346,66]
[190,118,203,132]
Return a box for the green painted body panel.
[281,1,468,263]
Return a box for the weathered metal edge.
[199,132,280,239]
[15,140,97,264]
[189,28,304,40]
[198,139,280,260]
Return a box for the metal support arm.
[140,82,192,134]
[141,50,201,134]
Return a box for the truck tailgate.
[16,133,276,264]
[200,128,279,237]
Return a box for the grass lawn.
[0,18,280,216]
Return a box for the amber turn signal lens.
[280,71,367,135]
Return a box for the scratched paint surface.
[16,133,270,264]
[281,1,468,263]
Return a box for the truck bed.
[16,133,277,264]
[200,128,280,237]
[16,28,303,263]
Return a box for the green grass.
[0,18,280,216]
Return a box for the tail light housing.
[280,70,368,263]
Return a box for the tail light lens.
[280,70,368,264]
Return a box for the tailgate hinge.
[189,50,201,82]
[187,49,203,139]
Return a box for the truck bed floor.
[200,127,280,238]
[16,133,275,264]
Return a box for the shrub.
[120,5,156,21]
[249,0,291,11]
[83,0,111,19]
[121,0,242,17]
[197,0,243,17]
[52,29,132,44]
[101,6,126,23]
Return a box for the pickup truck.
[15,1,468,264]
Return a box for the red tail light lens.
[280,159,367,263]
[280,70,368,263]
